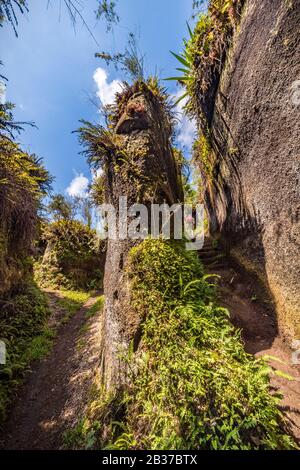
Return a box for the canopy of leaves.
[42,219,99,263]
[96,0,119,31]
[35,219,104,290]
[48,194,74,221]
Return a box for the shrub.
[168,1,244,126]
[106,239,295,450]
[35,220,105,290]
[65,239,295,450]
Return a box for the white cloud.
[91,167,104,180]
[66,173,89,198]
[173,90,197,150]
[0,81,6,104]
[93,67,122,106]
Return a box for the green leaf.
[164,76,192,83]
[174,91,189,105]
[186,21,193,39]
[176,67,191,75]
[170,51,189,68]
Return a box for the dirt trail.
[0,290,102,450]
[199,239,300,442]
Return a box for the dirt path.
[199,240,300,443]
[0,290,102,450]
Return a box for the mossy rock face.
[36,220,105,290]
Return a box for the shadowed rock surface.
[197,0,300,341]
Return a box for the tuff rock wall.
[198,0,300,341]
[100,83,183,390]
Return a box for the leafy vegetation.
[0,282,49,421]
[0,284,96,422]
[113,239,295,449]
[35,220,104,290]
[0,134,52,299]
[95,32,144,82]
[0,33,54,424]
[47,194,74,221]
[67,239,296,450]
[95,0,119,31]
[0,0,28,35]
[193,132,216,179]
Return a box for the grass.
[56,290,91,324]
[22,325,56,362]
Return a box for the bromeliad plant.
[165,22,197,105]
[166,1,244,113]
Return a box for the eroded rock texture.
[198,0,300,340]
[101,84,183,390]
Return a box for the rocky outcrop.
[197,0,300,341]
[99,82,183,390]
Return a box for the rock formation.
[196,0,300,341]
[98,81,183,390]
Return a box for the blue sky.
[0,0,197,197]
